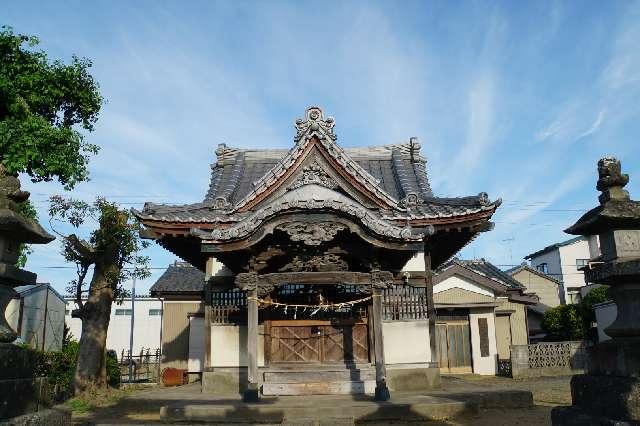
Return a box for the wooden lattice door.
[268,321,369,364]
[321,324,369,363]
[270,324,322,363]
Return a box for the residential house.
[506,263,562,341]
[524,236,591,304]
[5,283,66,351]
[66,295,162,357]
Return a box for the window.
[576,259,589,268]
[65,310,70,316]
[536,263,549,274]
[478,318,490,357]
[148,309,163,316]
[115,309,132,316]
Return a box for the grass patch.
[66,397,92,413]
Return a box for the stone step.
[160,395,479,423]
[262,380,377,396]
[264,369,376,383]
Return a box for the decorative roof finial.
[597,157,630,204]
[294,106,336,142]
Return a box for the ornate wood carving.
[370,270,394,289]
[279,253,348,272]
[235,271,275,296]
[287,161,338,191]
[276,221,346,246]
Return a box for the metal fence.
[119,348,161,383]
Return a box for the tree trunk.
[74,261,118,394]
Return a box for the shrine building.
[135,107,511,400]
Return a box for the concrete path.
[72,375,572,425]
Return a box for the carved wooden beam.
[234,270,394,292]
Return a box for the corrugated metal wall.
[161,302,203,370]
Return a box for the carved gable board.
[233,107,399,213]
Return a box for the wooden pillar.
[423,246,438,365]
[243,287,259,402]
[371,287,390,401]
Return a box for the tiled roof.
[134,107,499,225]
[136,143,496,223]
[150,262,205,295]
[439,258,524,289]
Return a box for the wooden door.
[436,320,472,373]
[268,321,369,364]
[322,324,369,363]
[270,324,322,363]
[495,315,512,360]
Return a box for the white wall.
[529,238,590,304]
[469,309,498,375]
[66,297,162,355]
[558,239,591,294]
[210,324,265,367]
[594,301,617,342]
[433,275,495,298]
[382,320,431,364]
[402,252,424,271]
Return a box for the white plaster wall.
[434,275,495,298]
[210,324,265,367]
[529,250,563,281]
[66,298,162,355]
[382,321,431,364]
[558,239,590,291]
[594,302,617,342]
[402,252,424,272]
[206,257,233,279]
[469,309,498,375]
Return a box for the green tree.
[0,26,103,189]
[541,304,586,341]
[541,286,611,341]
[49,196,149,394]
[1,26,103,266]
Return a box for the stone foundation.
[202,368,249,395]
[386,364,441,391]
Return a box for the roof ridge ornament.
[294,106,336,143]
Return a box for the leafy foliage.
[48,195,150,306]
[34,340,79,401]
[0,26,103,189]
[542,286,611,341]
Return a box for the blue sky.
[5,1,640,295]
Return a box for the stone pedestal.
[0,343,44,419]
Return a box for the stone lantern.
[553,157,640,424]
[0,166,54,342]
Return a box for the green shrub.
[33,340,79,401]
[106,351,120,386]
[541,286,611,341]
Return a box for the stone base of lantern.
[552,339,640,424]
